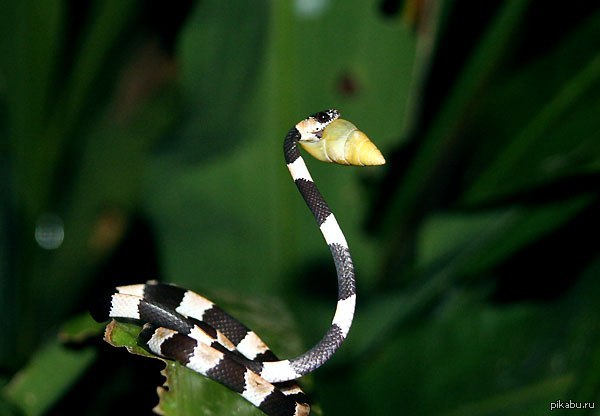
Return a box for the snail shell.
[299,118,385,166]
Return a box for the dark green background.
[1,0,599,414]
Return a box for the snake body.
[92,110,384,415]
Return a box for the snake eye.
[315,112,330,123]
[314,109,339,124]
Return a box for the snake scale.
[91,109,385,415]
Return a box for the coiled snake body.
[92,110,384,415]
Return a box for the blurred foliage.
[1,0,600,415]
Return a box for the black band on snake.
[91,109,385,416]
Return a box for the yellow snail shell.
[299,118,385,166]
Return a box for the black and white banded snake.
[91,109,385,415]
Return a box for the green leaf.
[59,313,105,343]
[463,10,600,204]
[170,0,270,162]
[157,360,264,416]
[416,196,591,277]
[3,340,95,416]
[0,0,63,217]
[379,1,530,231]
[102,321,152,355]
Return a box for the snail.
[296,111,385,166]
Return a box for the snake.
[91,109,385,415]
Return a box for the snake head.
[295,109,341,142]
[296,109,385,166]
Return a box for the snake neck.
[284,127,332,225]
[277,126,357,381]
